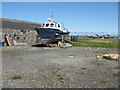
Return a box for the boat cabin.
[41,22,63,31]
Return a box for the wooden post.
[4,34,9,46]
[62,35,64,43]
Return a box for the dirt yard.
[2,46,119,88]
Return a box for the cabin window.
[50,23,54,27]
[43,24,45,27]
[58,24,60,27]
[55,24,57,27]
[46,24,49,27]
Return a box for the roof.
[44,21,60,24]
[1,18,42,30]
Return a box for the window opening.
[46,24,49,27]
[58,24,60,27]
[50,23,54,27]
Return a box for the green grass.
[100,80,107,84]
[58,77,64,80]
[81,67,87,69]
[102,56,113,60]
[71,41,118,48]
[112,66,120,69]
[12,75,22,80]
[70,37,119,48]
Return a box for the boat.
[35,15,70,44]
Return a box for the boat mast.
[47,12,53,22]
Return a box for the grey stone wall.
[1,18,42,45]
[2,28,41,45]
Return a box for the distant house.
[92,34,99,39]
[102,34,111,38]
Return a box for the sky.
[1,0,120,2]
[2,2,118,33]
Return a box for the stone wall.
[2,28,41,45]
[1,18,42,45]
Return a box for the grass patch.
[92,70,95,71]
[80,72,84,74]
[12,75,22,80]
[71,41,118,48]
[81,68,87,69]
[70,37,119,48]
[57,77,64,82]
[103,56,113,60]
[58,77,64,80]
[56,74,62,77]
[100,80,107,84]
[96,62,101,65]
[57,68,61,70]
[112,66,120,69]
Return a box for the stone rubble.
[96,54,119,60]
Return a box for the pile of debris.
[47,42,72,48]
[96,54,119,60]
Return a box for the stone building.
[1,18,42,45]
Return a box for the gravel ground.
[2,46,119,88]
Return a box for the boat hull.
[35,28,69,44]
[41,38,62,44]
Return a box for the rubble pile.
[96,54,119,60]
[48,42,72,47]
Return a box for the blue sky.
[2,2,118,33]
